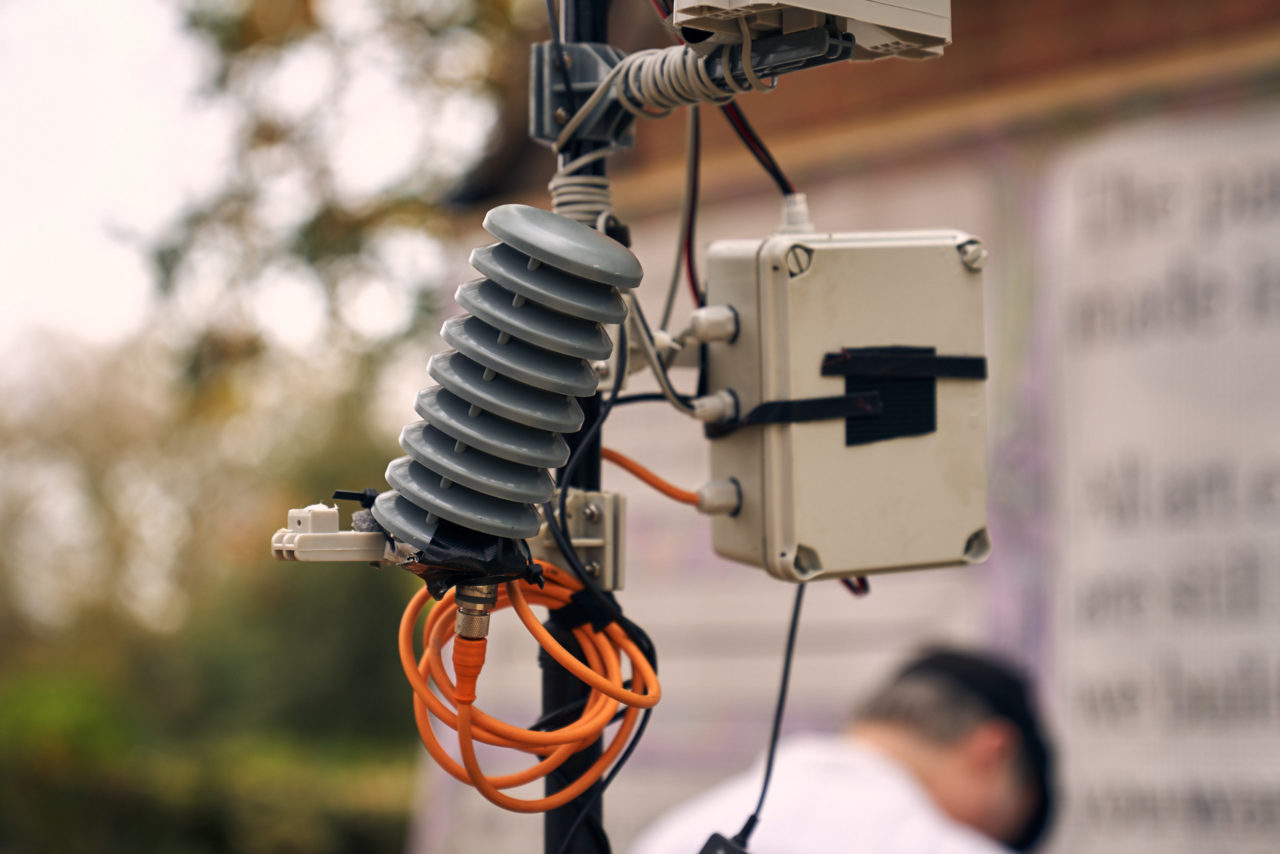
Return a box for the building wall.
[616,0,1280,189]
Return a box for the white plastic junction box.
[702,226,990,582]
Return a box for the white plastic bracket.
[271,503,404,563]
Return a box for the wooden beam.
[607,23,1280,217]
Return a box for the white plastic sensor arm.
[271,503,407,563]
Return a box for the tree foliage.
[0,1,546,849]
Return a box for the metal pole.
[543,5,612,854]
[540,624,605,854]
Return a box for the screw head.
[584,560,602,576]
[958,239,987,272]
[554,107,570,125]
[583,503,601,522]
[784,244,812,277]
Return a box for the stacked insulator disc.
[372,204,643,548]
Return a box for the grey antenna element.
[372,204,642,547]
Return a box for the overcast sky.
[0,0,234,348]
[0,0,491,359]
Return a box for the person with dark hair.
[629,648,1055,854]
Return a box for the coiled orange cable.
[399,559,660,813]
[601,446,698,505]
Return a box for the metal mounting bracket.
[528,490,628,591]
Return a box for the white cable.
[736,18,775,95]
[616,24,774,118]
[554,36,777,153]
[549,31,777,227]
[624,293,697,417]
[548,147,617,226]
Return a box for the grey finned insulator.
[372,204,642,546]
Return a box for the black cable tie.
[549,589,616,633]
[523,561,546,589]
[547,599,592,633]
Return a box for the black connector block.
[408,519,541,600]
[699,833,750,854]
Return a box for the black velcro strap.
[548,589,615,633]
[704,347,985,443]
[741,390,883,426]
[823,346,986,446]
[821,348,987,380]
[705,391,882,439]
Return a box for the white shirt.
[628,734,1008,854]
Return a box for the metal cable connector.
[455,583,499,640]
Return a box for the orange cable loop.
[601,446,698,506]
[398,559,660,813]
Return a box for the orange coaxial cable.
[399,559,659,813]
[601,446,698,505]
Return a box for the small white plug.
[288,504,339,533]
[273,504,387,562]
[696,479,741,516]
[778,193,813,234]
[691,389,738,423]
[687,305,739,344]
[650,327,679,351]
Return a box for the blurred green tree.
[0,1,546,850]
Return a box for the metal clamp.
[529,489,627,591]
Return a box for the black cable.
[641,0,796,198]
[545,332,662,667]
[732,583,806,848]
[532,687,634,732]
[628,297,696,411]
[542,763,612,854]
[612,392,667,406]
[660,104,704,328]
[540,510,630,854]
[551,324,636,630]
[719,103,795,196]
[544,321,663,854]
[546,0,578,115]
[554,319,681,554]
[542,499,655,667]
[684,104,703,307]
[648,0,671,21]
[555,706,655,854]
[840,576,871,597]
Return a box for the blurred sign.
[1045,106,1280,853]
